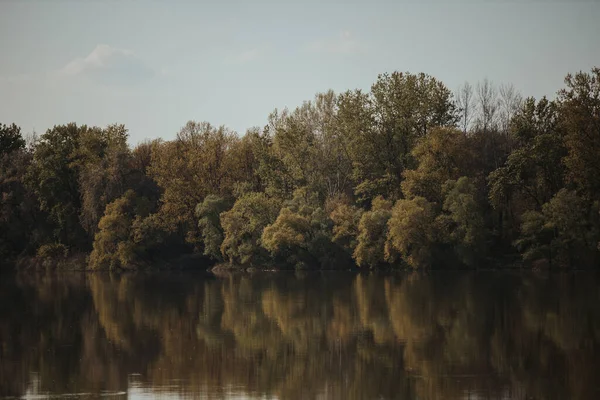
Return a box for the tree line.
[1,67,599,270]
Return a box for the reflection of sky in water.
[16,372,512,400]
[19,373,276,399]
[126,375,277,400]
[19,373,275,399]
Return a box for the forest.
[1,67,599,270]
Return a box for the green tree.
[338,72,458,204]
[261,188,348,269]
[439,177,486,266]
[226,129,264,196]
[0,123,25,155]
[196,195,232,260]
[330,201,363,254]
[488,97,566,241]
[489,97,564,209]
[0,141,45,260]
[77,124,132,234]
[516,189,599,267]
[220,192,281,265]
[402,127,473,203]
[262,91,353,201]
[385,197,438,268]
[149,121,239,247]
[514,210,554,265]
[261,207,312,267]
[88,190,153,270]
[558,68,600,199]
[353,196,393,268]
[25,123,89,249]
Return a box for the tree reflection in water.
[0,271,599,399]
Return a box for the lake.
[1,271,599,399]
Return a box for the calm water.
[1,271,599,400]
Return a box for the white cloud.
[59,44,155,86]
[306,31,362,55]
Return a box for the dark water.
[1,271,599,400]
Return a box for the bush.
[37,243,68,260]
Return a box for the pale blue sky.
[1,1,599,144]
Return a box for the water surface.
[1,271,599,399]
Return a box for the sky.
[1,0,599,145]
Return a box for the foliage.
[261,188,350,269]
[338,72,458,204]
[514,210,554,264]
[262,207,312,266]
[440,177,487,266]
[0,146,46,260]
[516,189,599,267]
[488,97,565,211]
[25,123,89,249]
[36,243,68,260]
[385,197,438,268]
[77,124,132,235]
[220,192,281,265]
[401,127,473,203]
[558,68,600,199]
[88,190,152,270]
[330,201,363,254]
[0,123,25,155]
[353,196,393,268]
[147,121,255,249]
[196,195,232,260]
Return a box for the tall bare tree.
[475,78,499,133]
[498,83,523,136]
[455,82,475,133]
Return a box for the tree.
[0,146,45,260]
[330,201,363,254]
[488,97,566,240]
[353,196,393,268]
[220,192,281,265]
[77,124,132,235]
[226,129,264,196]
[129,140,161,204]
[498,83,523,139]
[0,123,25,155]
[439,177,486,266]
[514,210,554,265]
[558,67,600,199]
[474,78,499,133]
[25,123,89,249]
[88,190,139,270]
[149,121,239,247]
[264,91,353,201]
[196,195,232,260]
[261,207,312,267]
[385,197,438,268]
[401,127,473,204]
[455,82,475,133]
[261,188,349,269]
[339,72,458,204]
[515,189,599,267]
